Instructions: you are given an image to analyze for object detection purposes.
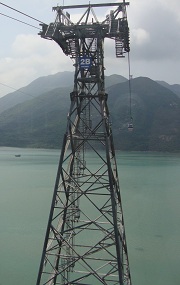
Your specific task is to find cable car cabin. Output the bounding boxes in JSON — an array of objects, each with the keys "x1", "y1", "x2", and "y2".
[{"x1": 128, "y1": 122, "x2": 133, "y2": 131}]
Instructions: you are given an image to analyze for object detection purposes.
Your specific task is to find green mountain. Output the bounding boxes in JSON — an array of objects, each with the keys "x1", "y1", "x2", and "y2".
[
  {"x1": 0, "y1": 71, "x2": 74, "y2": 115},
  {"x1": 0, "y1": 86, "x2": 71, "y2": 148},
  {"x1": 0, "y1": 75, "x2": 179, "y2": 152},
  {"x1": 0, "y1": 72, "x2": 126, "y2": 114},
  {"x1": 108, "y1": 77, "x2": 180, "y2": 151}
]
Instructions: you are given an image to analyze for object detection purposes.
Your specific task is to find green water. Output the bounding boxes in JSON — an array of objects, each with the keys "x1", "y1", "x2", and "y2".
[{"x1": 0, "y1": 147, "x2": 179, "y2": 285}]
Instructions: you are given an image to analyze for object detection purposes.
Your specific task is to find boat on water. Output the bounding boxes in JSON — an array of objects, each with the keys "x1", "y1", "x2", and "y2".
[{"x1": 15, "y1": 154, "x2": 21, "y2": 157}]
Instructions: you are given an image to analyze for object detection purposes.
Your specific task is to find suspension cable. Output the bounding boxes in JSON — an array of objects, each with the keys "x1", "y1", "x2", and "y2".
[
  {"x1": 127, "y1": 52, "x2": 134, "y2": 131},
  {"x1": 0, "y1": 2, "x2": 45, "y2": 23},
  {"x1": 0, "y1": 12, "x2": 41, "y2": 29},
  {"x1": 128, "y1": 52, "x2": 132, "y2": 120},
  {"x1": 0, "y1": 82, "x2": 44, "y2": 101}
]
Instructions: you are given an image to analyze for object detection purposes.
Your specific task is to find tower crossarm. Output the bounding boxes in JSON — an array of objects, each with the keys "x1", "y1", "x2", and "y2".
[
  {"x1": 39, "y1": 1, "x2": 130, "y2": 57},
  {"x1": 52, "y1": 2, "x2": 129, "y2": 10}
]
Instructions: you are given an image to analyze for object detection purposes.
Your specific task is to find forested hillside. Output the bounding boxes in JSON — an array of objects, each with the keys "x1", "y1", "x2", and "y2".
[{"x1": 0, "y1": 73, "x2": 179, "y2": 152}]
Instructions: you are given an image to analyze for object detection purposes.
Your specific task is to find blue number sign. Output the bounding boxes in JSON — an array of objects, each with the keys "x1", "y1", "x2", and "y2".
[{"x1": 79, "y1": 56, "x2": 92, "y2": 69}]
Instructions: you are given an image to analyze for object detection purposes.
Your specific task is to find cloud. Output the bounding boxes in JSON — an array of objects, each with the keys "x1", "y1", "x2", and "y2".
[
  {"x1": 128, "y1": 0, "x2": 180, "y2": 61},
  {"x1": 12, "y1": 34, "x2": 45, "y2": 56},
  {"x1": 116, "y1": 0, "x2": 180, "y2": 83},
  {"x1": 131, "y1": 28, "x2": 150, "y2": 46},
  {"x1": 0, "y1": 34, "x2": 73, "y2": 97},
  {"x1": 102, "y1": 0, "x2": 180, "y2": 84}
]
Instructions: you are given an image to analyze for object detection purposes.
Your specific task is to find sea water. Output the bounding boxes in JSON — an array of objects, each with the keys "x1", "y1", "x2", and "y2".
[{"x1": 0, "y1": 147, "x2": 179, "y2": 285}]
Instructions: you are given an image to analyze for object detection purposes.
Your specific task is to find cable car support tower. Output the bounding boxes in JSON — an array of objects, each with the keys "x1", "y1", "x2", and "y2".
[{"x1": 37, "y1": 2, "x2": 132, "y2": 285}]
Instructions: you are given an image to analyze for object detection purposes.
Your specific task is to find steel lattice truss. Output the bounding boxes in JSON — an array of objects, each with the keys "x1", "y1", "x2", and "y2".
[{"x1": 36, "y1": 2, "x2": 132, "y2": 285}]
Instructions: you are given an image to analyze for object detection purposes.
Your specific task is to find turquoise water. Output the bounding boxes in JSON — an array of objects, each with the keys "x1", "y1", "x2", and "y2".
[{"x1": 0, "y1": 147, "x2": 179, "y2": 285}]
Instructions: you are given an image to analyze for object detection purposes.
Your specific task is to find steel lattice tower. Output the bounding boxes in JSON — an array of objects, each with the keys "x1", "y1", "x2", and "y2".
[{"x1": 36, "y1": 2, "x2": 132, "y2": 285}]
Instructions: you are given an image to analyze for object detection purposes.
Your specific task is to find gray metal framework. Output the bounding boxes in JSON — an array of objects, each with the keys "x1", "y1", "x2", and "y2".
[{"x1": 36, "y1": 2, "x2": 131, "y2": 285}]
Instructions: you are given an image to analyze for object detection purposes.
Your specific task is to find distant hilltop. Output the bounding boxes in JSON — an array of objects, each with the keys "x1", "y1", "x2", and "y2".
[{"x1": 0, "y1": 71, "x2": 179, "y2": 152}]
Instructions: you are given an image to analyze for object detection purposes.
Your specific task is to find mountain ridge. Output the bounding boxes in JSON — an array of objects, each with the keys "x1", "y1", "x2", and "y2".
[
  {"x1": 0, "y1": 73, "x2": 179, "y2": 152},
  {"x1": 0, "y1": 72, "x2": 127, "y2": 114},
  {"x1": 156, "y1": 80, "x2": 180, "y2": 98}
]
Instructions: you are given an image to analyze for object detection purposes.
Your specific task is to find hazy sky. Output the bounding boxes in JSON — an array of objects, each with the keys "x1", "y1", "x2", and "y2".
[{"x1": 0, "y1": 0, "x2": 180, "y2": 97}]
